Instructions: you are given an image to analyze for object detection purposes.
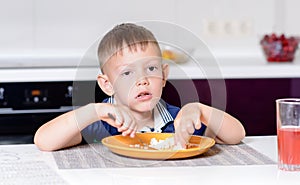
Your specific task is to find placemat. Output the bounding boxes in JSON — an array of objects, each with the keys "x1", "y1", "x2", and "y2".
[{"x1": 52, "y1": 143, "x2": 276, "y2": 169}]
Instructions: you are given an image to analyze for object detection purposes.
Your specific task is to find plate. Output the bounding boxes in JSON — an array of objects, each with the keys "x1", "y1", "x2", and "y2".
[{"x1": 101, "y1": 133, "x2": 215, "y2": 160}]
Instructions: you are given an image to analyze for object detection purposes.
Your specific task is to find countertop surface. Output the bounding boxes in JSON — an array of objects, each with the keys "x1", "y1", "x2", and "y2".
[
  {"x1": 1, "y1": 136, "x2": 300, "y2": 185},
  {"x1": 1, "y1": 55, "x2": 300, "y2": 82}
]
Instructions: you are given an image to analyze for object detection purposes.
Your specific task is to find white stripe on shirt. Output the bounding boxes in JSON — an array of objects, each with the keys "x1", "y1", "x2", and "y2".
[{"x1": 106, "y1": 97, "x2": 174, "y2": 133}]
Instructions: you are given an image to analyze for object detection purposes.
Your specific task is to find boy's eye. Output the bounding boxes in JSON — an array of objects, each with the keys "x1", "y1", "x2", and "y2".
[
  {"x1": 122, "y1": 71, "x2": 131, "y2": 76},
  {"x1": 148, "y1": 66, "x2": 158, "y2": 72}
]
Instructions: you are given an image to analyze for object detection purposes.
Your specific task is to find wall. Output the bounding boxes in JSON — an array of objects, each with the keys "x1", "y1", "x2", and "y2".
[{"x1": 0, "y1": 0, "x2": 299, "y2": 62}]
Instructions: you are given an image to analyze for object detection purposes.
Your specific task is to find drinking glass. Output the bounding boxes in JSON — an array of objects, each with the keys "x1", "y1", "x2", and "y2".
[{"x1": 276, "y1": 98, "x2": 300, "y2": 171}]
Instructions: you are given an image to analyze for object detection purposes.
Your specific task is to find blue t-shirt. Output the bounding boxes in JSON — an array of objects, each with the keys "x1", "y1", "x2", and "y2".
[{"x1": 81, "y1": 98, "x2": 206, "y2": 143}]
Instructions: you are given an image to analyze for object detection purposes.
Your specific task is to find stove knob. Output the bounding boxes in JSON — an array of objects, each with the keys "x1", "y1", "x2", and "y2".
[
  {"x1": 0, "y1": 88, "x2": 4, "y2": 100},
  {"x1": 34, "y1": 96, "x2": 39, "y2": 103}
]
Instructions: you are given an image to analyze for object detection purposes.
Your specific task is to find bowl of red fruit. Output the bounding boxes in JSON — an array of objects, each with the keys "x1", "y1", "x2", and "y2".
[{"x1": 260, "y1": 33, "x2": 300, "y2": 62}]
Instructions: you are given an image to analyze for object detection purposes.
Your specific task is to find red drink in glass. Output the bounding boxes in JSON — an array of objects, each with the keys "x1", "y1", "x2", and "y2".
[{"x1": 278, "y1": 127, "x2": 300, "y2": 170}]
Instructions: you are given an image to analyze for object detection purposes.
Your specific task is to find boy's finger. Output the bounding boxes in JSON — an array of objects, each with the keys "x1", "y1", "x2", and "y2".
[
  {"x1": 130, "y1": 131, "x2": 136, "y2": 138},
  {"x1": 119, "y1": 122, "x2": 131, "y2": 135},
  {"x1": 181, "y1": 130, "x2": 190, "y2": 143},
  {"x1": 118, "y1": 114, "x2": 134, "y2": 132},
  {"x1": 118, "y1": 123, "x2": 129, "y2": 132},
  {"x1": 114, "y1": 112, "x2": 123, "y2": 126},
  {"x1": 130, "y1": 126, "x2": 138, "y2": 138},
  {"x1": 122, "y1": 127, "x2": 134, "y2": 136},
  {"x1": 106, "y1": 114, "x2": 120, "y2": 129},
  {"x1": 186, "y1": 122, "x2": 195, "y2": 134},
  {"x1": 194, "y1": 119, "x2": 201, "y2": 130},
  {"x1": 174, "y1": 132, "x2": 181, "y2": 146},
  {"x1": 121, "y1": 130, "x2": 129, "y2": 136},
  {"x1": 122, "y1": 122, "x2": 137, "y2": 136},
  {"x1": 175, "y1": 128, "x2": 187, "y2": 147}
]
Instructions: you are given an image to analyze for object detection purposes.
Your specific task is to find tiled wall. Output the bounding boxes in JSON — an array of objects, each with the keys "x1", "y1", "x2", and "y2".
[{"x1": 0, "y1": 0, "x2": 298, "y2": 57}]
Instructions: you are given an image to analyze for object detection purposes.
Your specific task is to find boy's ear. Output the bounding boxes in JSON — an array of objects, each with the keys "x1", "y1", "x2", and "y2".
[
  {"x1": 97, "y1": 74, "x2": 114, "y2": 96},
  {"x1": 162, "y1": 63, "x2": 169, "y2": 87}
]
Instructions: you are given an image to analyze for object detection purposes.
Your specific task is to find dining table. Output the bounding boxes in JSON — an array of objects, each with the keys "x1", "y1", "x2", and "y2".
[{"x1": 1, "y1": 135, "x2": 300, "y2": 185}]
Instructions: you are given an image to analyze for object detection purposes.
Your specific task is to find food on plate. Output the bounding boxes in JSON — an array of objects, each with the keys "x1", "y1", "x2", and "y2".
[
  {"x1": 149, "y1": 137, "x2": 184, "y2": 150},
  {"x1": 129, "y1": 143, "x2": 149, "y2": 150},
  {"x1": 129, "y1": 137, "x2": 184, "y2": 150}
]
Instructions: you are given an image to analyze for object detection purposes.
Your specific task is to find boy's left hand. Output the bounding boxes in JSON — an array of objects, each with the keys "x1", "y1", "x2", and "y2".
[{"x1": 174, "y1": 103, "x2": 202, "y2": 148}]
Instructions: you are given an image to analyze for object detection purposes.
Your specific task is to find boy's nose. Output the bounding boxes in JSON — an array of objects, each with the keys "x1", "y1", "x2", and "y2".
[{"x1": 136, "y1": 77, "x2": 149, "y2": 86}]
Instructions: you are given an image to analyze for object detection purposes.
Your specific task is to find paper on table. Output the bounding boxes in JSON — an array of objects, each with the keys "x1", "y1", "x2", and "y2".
[
  {"x1": 0, "y1": 145, "x2": 67, "y2": 185},
  {"x1": 0, "y1": 161, "x2": 67, "y2": 185}
]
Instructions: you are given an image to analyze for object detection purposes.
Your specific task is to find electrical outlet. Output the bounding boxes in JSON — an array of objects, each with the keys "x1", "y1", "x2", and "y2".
[
  {"x1": 202, "y1": 19, "x2": 220, "y2": 36},
  {"x1": 239, "y1": 20, "x2": 253, "y2": 35},
  {"x1": 202, "y1": 19, "x2": 253, "y2": 37}
]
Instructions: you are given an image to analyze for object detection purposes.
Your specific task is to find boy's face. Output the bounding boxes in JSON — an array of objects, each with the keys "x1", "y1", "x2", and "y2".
[{"x1": 100, "y1": 44, "x2": 169, "y2": 113}]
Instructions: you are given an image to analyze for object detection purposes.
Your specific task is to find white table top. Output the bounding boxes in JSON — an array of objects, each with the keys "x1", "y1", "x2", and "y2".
[{"x1": 1, "y1": 135, "x2": 300, "y2": 185}]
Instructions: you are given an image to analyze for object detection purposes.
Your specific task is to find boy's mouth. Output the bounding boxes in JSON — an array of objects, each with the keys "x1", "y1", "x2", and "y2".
[{"x1": 135, "y1": 91, "x2": 152, "y2": 100}]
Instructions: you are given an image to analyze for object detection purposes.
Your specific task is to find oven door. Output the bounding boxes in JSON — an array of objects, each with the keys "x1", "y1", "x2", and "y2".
[
  {"x1": 0, "y1": 81, "x2": 75, "y2": 144},
  {"x1": 0, "y1": 107, "x2": 73, "y2": 144}
]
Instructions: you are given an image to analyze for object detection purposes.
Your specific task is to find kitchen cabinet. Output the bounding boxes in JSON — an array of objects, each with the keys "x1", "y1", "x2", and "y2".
[
  {"x1": 161, "y1": 78, "x2": 300, "y2": 136},
  {"x1": 93, "y1": 77, "x2": 300, "y2": 136}
]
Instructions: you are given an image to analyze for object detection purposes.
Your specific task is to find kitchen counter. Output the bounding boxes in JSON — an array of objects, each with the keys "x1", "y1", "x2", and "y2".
[
  {"x1": 1, "y1": 136, "x2": 300, "y2": 185},
  {"x1": 1, "y1": 56, "x2": 300, "y2": 82}
]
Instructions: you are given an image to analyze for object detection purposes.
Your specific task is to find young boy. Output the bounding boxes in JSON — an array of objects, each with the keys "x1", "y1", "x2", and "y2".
[{"x1": 34, "y1": 23, "x2": 245, "y2": 151}]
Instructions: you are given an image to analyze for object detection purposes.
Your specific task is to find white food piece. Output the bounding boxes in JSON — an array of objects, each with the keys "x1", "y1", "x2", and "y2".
[{"x1": 149, "y1": 137, "x2": 184, "y2": 150}]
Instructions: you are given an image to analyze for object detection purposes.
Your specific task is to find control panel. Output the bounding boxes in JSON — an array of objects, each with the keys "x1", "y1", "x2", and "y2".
[
  {"x1": 0, "y1": 82, "x2": 74, "y2": 110},
  {"x1": 0, "y1": 81, "x2": 108, "y2": 110},
  {"x1": 0, "y1": 87, "x2": 7, "y2": 107}
]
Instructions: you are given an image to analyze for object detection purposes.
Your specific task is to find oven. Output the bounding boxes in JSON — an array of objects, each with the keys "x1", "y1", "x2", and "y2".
[{"x1": 0, "y1": 80, "x2": 107, "y2": 144}]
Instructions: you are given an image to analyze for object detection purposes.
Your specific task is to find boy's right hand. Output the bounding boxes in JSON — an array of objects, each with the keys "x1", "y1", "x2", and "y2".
[{"x1": 95, "y1": 103, "x2": 138, "y2": 138}]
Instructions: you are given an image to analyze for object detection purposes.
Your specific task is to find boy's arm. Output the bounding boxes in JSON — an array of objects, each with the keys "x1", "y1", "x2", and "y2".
[
  {"x1": 199, "y1": 103, "x2": 246, "y2": 144},
  {"x1": 174, "y1": 102, "x2": 245, "y2": 146},
  {"x1": 34, "y1": 103, "x2": 100, "y2": 151},
  {"x1": 34, "y1": 103, "x2": 138, "y2": 151}
]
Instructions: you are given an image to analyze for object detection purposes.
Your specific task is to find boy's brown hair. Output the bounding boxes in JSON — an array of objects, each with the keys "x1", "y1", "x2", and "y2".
[{"x1": 97, "y1": 23, "x2": 162, "y2": 73}]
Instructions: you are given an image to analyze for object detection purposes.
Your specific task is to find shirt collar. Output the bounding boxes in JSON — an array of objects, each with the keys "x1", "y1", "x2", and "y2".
[{"x1": 107, "y1": 97, "x2": 173, "y2": 133}]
